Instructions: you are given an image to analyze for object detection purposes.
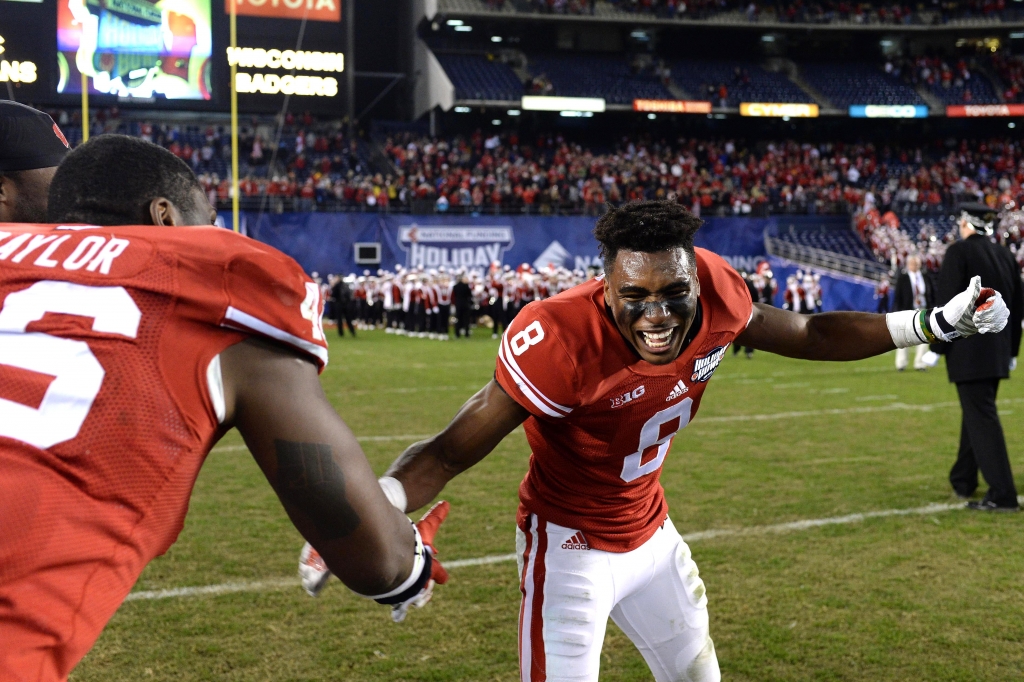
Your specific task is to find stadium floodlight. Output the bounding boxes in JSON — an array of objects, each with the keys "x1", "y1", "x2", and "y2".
[
  {"x1": 454, "y1": 25, "x2": 473, "y2": 32},
  {"x1": 507, "y1": 109, "x2": 521, "y2": 116},
  {"x1": 454, "y1": 106, "x2": 471, "y2": 113},
  {"x1": 491, "y1": 119, "x2": 501, "y2": 125},
  {"x1": 491, "y1": 36, "x2": 502, "y2": 43},
  {"x1": 446, "y1": 19, "x2": 464, "y2": 26},
  {"x1": 523, "y1": 96, "x2": 605, "y2": 112}
]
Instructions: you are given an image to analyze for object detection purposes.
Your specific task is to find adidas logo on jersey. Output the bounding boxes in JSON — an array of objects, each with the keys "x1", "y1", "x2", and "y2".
[
  {"x1": 666, "y1": 380, "x2": 689, "y2": 401},
  {"x1": 691, "y1": 345, "x2": 729, "y2": 383},
  {"x1": 561, "y1": 532, "x2": 590, "y2": 550}
]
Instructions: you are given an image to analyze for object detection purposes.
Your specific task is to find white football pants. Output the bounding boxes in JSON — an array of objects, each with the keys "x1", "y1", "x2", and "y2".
[
  {"x1": 895, "y1": 343, "x2": 928, "y2": 370},
  {"x1": 515, "y1": 515, "x2": 720, "y2": 682}
]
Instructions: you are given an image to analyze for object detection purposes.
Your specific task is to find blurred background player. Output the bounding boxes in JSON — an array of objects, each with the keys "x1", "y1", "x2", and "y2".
[
  {"x1": 301, "y1": 200, "x2": 1009, "y2": 682},
  {"x1": 0, "y1": 135, "x2": 447, "y2": 681},
  {"x1": 893, "y1": 254, "x2": 935, "y2": 371},
  {"x1": 931, "y1": 203, "x2": 1024, "y2": 511},
  {"x1": 0, "y1": 102, "x2": 70, "y2": 224}
]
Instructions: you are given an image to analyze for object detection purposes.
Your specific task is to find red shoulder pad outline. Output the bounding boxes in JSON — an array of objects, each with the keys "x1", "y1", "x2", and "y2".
[{"x1": 221, "y1": 250, "x2": 329, "y2": 371}]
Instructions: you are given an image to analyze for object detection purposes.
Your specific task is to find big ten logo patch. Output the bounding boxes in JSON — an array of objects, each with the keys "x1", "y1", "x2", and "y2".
[{"x1": 610, "y1": 385, "x2": 645, "y2": 409}]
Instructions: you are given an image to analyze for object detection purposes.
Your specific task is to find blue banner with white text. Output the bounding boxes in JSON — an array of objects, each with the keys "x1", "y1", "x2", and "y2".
[{"x1": 220, "y1": 212, "x2": 873, "y2": 310}]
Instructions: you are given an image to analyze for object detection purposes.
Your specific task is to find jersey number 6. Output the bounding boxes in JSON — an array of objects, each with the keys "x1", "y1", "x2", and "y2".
[
  {"x1": 0, "y1": 281, "x2": 141, "y2": 449},
  {"x1": 620, "y1": 398, "x2": 692, "y2": 483}
]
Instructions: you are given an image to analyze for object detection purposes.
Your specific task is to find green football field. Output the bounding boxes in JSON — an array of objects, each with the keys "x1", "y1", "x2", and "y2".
[{"x1": 72, "y1": 329, "x2": 1024, "y2": 681}]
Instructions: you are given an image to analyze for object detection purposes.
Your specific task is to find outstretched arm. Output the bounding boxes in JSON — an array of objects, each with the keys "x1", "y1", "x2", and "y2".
[
  {"x1": 736, "y1": 275, "x2": 1010, "y2": 362},
  {"x1": 736, "y1": 304, "x2": 894, "y2": 361},
  {"x1": 219, "y1": 338, "x2": 418, "y2": 597},
  {"x1": 385, "y1": 379, "x2": 530, "y2": 512}
]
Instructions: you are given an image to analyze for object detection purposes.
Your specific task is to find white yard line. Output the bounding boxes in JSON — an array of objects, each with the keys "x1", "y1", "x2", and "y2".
[{"x1": 123, "y1": 500, "x2": 990, "y2": 603}]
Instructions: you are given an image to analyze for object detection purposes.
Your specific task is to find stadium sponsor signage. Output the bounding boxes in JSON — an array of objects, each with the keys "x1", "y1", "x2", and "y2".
[
  {"x1": 224, "y1": 0, "x2": 340, "y2": 22},
  {"x1": 632, "y1": 99, "x2": 712, "y2": 114},
  {"x1": 397, "y1": 225, "x2": 515, "y2": 270},
  {"x1": 227, "y1": 46, "x2": 342, "y2": 96},
  {"x1": 0, "y1": 34, "x2": 37, "y2": 83},
  {"x1": 849, "y1": 105, "x2": 928, "y2": 119},
  {"x1": 521, "y1": 96, "x2": 606, "y2": 113},
  {"x1": 739, "y1": 103, "x2": 819, "y2": 118},
  {"x1": 946, "y1": 104, "x2": 1024, "y2": 117}
]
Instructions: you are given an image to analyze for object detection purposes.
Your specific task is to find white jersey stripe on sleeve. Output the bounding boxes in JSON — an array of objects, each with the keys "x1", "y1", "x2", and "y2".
[
  {"x1": 499, "y1": 330, "x2": 572, "y2": 415},
  {"x1": 222, "y1": 306, "x2": 329, "y2": 367},
  {"x1": 498, "y1": 343, "x2": 565, "y2": 419}
]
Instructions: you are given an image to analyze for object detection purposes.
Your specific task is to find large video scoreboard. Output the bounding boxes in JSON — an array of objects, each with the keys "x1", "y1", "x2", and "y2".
[{"x1": 0, "y1": 0, "x2": 348, "y2": 113}]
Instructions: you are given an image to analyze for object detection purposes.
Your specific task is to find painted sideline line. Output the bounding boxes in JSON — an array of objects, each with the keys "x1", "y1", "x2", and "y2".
[{"x1": 123, "y1": 501, "x2": 980, "y2": 603}]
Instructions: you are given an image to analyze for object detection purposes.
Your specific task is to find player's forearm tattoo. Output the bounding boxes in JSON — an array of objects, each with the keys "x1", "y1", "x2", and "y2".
[{"x1": 274, "y1": 440, "x2": 361, "y2": 539}]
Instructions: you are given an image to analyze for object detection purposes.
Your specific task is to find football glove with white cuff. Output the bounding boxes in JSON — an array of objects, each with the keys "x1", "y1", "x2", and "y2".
[
  {"x1": 886, "y1": 276, "x2": 1010, "y2": 348},
  {"x1": 298, "y1": 477, "x2": 449, "y2": 623}
]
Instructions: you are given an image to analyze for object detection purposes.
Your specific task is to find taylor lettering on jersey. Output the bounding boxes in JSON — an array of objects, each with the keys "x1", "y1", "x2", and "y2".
[{"x1": 495, "y1": 249, "x2": 753, "y2": 552}]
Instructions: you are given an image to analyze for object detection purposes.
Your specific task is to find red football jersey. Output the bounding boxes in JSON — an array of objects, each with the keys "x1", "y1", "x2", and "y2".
[
  {"x1": 494, "y1": 249, "x2": 752, "y2": 552},
  {"x1": 0, "y1": 223, "x2": 326, "y2": 681}
]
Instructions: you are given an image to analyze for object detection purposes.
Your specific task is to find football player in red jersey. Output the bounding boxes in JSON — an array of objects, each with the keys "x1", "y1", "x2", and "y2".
[
  {"x1": 0, "y1": 135, "x2": 448, "y2": 682},
  {"x1": 302, "y1": 200, "x2": 1010, "y2": 681}
]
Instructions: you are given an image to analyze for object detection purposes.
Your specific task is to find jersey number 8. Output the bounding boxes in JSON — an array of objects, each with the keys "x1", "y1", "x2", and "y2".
[
  {"x1": 0, "y1": 281, "x2": 141, "y2": 449},
  {"x1": 620, "y1": 398, "x2": 692, "y2": 483},
  {"x1": 510, "y1": 320, "x2": 544, "y2": 356}
]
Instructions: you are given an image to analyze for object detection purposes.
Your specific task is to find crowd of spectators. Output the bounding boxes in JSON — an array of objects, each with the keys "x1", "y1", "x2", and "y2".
[
  {"x1": 380, "y1": 132, "x2": 1024, "y2": 219},
  {"x1": 991, "y1": 52, "x2": 1024, "y2": 103},
  {"x1": 42, "y1": 107, "x2": 1024, "y2": 223}
]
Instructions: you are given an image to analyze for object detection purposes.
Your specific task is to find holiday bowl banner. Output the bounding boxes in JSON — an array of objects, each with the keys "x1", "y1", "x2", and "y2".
[{"x1": 222, "y1": 212, "x2": 874, "y2": 310}]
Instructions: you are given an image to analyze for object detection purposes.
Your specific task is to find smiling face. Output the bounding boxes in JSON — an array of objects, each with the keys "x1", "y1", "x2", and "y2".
[{"x1": 603, "y1": 247, "x2": 700, "y2": 365}]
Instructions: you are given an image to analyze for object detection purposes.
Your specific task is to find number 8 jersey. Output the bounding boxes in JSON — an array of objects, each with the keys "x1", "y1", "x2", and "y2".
[
  {"x1": 0, "y1": 223, "x2": 327, "y2": 681},
  {"x1": 494, "y1": 249, "x2": 752, "y2": 552}
]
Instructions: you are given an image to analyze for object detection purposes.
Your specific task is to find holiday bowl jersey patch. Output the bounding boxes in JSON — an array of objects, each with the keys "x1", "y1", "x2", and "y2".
[{"x1": 690, "y1": 345, "x2": 729, "y2": 383}]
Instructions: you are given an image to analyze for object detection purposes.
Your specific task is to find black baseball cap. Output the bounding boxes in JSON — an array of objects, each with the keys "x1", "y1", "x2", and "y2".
[{"x1": 0, "y1": 101, "x2": 71, "y2": 172}]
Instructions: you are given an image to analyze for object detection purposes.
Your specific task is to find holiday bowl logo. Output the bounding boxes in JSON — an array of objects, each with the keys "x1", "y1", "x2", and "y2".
[
  {"x1": 398, "y1": 225, "x2": 514, "y2": 270},
  {"x1": 690, "y1": 345, "x2": 729, "y2": 383}
]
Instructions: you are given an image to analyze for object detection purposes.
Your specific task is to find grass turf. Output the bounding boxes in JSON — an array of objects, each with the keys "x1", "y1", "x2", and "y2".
[{"x1": 72, "y1": 329, "x2": 1024, "y2": 681}]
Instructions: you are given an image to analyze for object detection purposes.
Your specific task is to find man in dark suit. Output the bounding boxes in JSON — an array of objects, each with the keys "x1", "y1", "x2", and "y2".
[
  {"x1": 452, "y1": 274, "x2": 473, "y2": 338},
  {"x1": 893, "y1": 255, "x2": 935, "y2": 371},
  {"x1": 932, "y1": 205, "x2": 1023, "y2": 511}
]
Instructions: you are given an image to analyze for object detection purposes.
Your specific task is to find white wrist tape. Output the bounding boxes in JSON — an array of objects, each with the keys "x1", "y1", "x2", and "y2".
[
  {"x1": 886, "y1": 310, "x2": 928, "y2": 348},
  {"x1": 378, "y1": 476, "x2": 408, "y2": 513},
  {"x1": 364, "y1": 524, "x2": 426, "y2": 600}
]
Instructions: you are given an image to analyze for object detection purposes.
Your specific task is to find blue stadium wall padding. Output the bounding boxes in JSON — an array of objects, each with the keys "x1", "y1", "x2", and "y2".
[{"x1": 219, "y1": 212, "x2": 872, "y2": 311}]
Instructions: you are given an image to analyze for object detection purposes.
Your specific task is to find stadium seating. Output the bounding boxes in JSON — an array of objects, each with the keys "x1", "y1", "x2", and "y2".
[
  {"x1": 527, "y1": 53, "x2": 674, "y2": 103},
  {"x1": 436, "y1": 54, "x2": 524, "y2": 101},
  {"x1": 671, "y1": 61, "x2": 813, "y2": 107},
  {"x1": 799, "y1": 62, "x2": 926, "y2": 108},
  {"x1": 774, "y1": 225, "x2": 877, "y2": 261}
]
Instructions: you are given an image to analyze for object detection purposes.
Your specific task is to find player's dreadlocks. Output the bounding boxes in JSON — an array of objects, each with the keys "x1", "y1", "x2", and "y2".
[
  {"x1": 48, "y1": 134, "x2": 202, "y2": 225},
  {"x1": 593, "y1": 200, "x2": 702, "y2": 271}
]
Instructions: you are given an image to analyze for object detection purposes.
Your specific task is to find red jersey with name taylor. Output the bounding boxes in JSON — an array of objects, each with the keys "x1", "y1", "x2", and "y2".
[
  {"x1": 0, "y1": 223, "x2": 327, "y2": 681},
  {"x1": 494, "y1": 248, "x2": 752, "y2": 552}
]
